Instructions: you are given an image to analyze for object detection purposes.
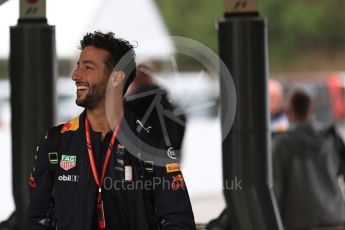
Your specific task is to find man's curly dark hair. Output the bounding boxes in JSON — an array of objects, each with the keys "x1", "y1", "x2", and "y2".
[{"x1": 79, "y1": 31, "x2": 136, "y2": 95}]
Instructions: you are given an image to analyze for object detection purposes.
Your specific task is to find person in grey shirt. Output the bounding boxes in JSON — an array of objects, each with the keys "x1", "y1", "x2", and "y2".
[{"x1": 272, "y1": 89, "x2": 345, "y2": 229}]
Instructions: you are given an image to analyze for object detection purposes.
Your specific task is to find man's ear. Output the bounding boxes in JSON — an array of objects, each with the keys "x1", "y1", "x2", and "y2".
[{"x1": 110, "y1": 71, "x2": 126, "y2": 88}]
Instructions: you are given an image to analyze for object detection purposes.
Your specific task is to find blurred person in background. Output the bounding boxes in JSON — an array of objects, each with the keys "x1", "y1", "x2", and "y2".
[
  {"x1": 269, "y1": 79, "x2": 289, "y2": 133},
  {"x1": 272, "y1": 89, "x2": 345, "y2": 229},
  {"x1": 127, "y1": 62, "x2": 157, "y2": 95},
  {"x1": 127, "y1": 62, "x2": 186, "y2": 162}
]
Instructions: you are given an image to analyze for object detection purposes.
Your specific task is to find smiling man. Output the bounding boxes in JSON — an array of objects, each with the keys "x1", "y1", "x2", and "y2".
[{"x1": 26, "y1": 31, "x2": 196, "y2": 230}]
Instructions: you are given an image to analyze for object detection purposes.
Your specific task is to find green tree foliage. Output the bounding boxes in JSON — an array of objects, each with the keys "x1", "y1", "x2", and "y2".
[
  {"x1": 157, "y1": 0, "x2": 345, "y2": 71},
  {"x1": 155, "y1": 0, "x2": 223, "y2": 69},
  {"x1": 260, "y1": 0, "x2": 345, "y2": 71},
  {"x1": 0, "y1": 60, "x2": 8, "y2": 79},
  {"x1": 156, "y1": 0, "x2": 223, "y2": 52}
]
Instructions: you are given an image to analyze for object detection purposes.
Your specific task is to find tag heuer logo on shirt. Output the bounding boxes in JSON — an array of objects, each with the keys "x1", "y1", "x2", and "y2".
[{"x1": 60, "y1": 155, "x2": 77, "y2": 171}]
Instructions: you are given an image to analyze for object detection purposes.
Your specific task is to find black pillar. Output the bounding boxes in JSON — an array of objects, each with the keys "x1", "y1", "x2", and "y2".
[
  {"x1": 219, "y1": 8, "x2": 283, "y2": 230},
  {"x1": 10, "y1": 19, "x2": 56, "y2": 228},
  {"x1": 0, "y1": 0, "x2": 8, "y2": 6}
]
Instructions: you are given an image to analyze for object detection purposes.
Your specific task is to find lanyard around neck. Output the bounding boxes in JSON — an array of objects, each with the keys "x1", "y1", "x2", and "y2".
[{"x1": 85, "y1": 116, "x2": 121, "y2": 201}]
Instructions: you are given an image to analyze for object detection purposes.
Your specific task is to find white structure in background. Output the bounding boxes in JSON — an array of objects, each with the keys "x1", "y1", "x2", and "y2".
[
  {"x1": 0, "y1": 0, "x2": 224, "y2": 223},
  {"x1": 0, "y1": 0, "x2": 174, "y2": 60},
  {"x1": 0, "y1": 73, "x2": 224, "y2": 223}
]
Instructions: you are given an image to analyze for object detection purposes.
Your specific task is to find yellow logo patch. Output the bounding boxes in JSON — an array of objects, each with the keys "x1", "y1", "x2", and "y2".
[
  {"x1": 60, "y1": 116, "x2": 80, "y2": 133},
  {"x1": 166, "y1": 163, "x2": 180, "y2": 173}
]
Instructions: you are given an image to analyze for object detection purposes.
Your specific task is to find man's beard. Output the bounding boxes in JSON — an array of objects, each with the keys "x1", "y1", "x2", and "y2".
[{"x1": 76, "y1": 80, "x2": 107, "y2": 109}]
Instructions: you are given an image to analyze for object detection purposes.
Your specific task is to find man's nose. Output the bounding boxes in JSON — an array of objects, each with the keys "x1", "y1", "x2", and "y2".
[{"x1": 72, "y1": 68, "x2": 81, "y2": 81}]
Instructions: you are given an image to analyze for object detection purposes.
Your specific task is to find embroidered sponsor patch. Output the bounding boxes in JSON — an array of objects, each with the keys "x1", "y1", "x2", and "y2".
[
  {"x1": 166, "y1": 163, "x2": 180, "y2": 173},
  {"x1": 60, "y1": 116, "x2": 80, "y2": 133},
  {"x1": 29, "y1": 174, "x2": 37, "y2": 188},
  {"x1": 172, "y1": 174, "x2": 186, "y2": 189},
  {"x1": 58, "y1": 174, "x2": 79, "y2": 183},
  {"x1": 48, "y1": 152, "x2": 59, "y2": 165},
  {"x1": 60, "y1": 155, "x2": 77, "y2": 171},
  {"x1": 167, "y1": 147, "x2": 177, "y2": 160},
  {"x1": 144, "y1": 161, "x2": 154, "y2": 172},
  {"x1": 136, "y1": 120, "x2": 152, "y2": 133}
]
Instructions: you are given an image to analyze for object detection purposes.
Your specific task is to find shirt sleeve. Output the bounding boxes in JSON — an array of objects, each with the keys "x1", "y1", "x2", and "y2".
[
  {"x1": 153, "y1": 160, "x2": 196, "y2": 230},
  {"x1": 26, "y1": 132, "x2": 55, "y2": 229}
]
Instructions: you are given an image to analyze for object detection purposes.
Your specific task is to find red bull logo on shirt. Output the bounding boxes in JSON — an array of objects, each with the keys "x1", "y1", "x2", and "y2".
[
  {"x1": 60, "y1": 116, "x2": 80, "y2": 133},
  {"x1": 60, "y1": 155, "x2": 77, "y2": 171},
  {"x1": 29, "y1": 174, "x2": 37, "y2": 188},
  {"x1": 172, "y1": 174, "x2": 186, "y2": 189}
]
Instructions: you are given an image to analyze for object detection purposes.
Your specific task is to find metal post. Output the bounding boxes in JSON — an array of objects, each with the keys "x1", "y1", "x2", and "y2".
[
  {"x1": 219, "y1": 0, "x2": 283, "y2": 229},
  {"x1": 0, "y1": 0, "x2": 8, "y2": 6},
  {"x1": 10, "y1": 0, "x2": 56, "y2": 228}
]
